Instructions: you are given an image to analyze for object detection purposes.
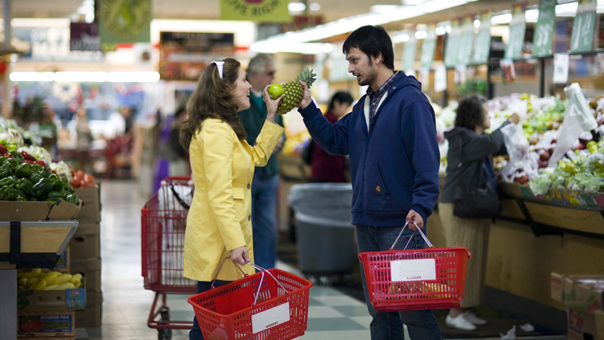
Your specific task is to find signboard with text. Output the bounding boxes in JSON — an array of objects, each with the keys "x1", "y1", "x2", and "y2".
[
  {"x1": 402, "y1": 29, "x2": 417, "y2": 72},
  {"x1": 472, "y1": 11, "x2": 492, "y2": 64},
  {"x1": 221, "y1": 0, "x2": 290, "y2": 23},
  {"x1": 420, "y1": 25, "x2": 437, "y2": 70},
  {"x1": 570, "y1": 0, "x2": 597, "y2": 53},
  {"x1": 532, "y1": 0, "x2": 556, "y2": 57},
  {"x1": 99, "y1": 0, "x2": 151, "y2": 44},
  {"x1": 504, "y1": 2, "x2": 527, "y2": 59},
  {"x1": 159, "y1": 32, "x2": 235, "y2": 81}
]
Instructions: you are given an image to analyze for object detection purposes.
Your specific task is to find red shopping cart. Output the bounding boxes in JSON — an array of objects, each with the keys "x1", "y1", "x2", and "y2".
[
  {"x1": 141, "y1": 176, "x2": 196, "y2": 340},
  {"x1": 188, "y1": 261, "x2": 313, "y2": 340},
  {"x1": 358, "y1": 221, "x2": 471, "y2": 312}
]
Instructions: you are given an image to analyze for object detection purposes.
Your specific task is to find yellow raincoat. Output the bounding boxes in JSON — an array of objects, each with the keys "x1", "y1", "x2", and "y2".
[{"x1": 183, "y1": 118, "x2": 284, "y2": 282}]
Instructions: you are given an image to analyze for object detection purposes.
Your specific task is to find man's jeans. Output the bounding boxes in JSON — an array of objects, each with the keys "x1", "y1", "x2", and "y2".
[
  {"x1": 356, "y1": 224, "x2": 443, "y2": 340},
  {"x1": 251, "y1": 172, "x2": 280, "y2": 269}
]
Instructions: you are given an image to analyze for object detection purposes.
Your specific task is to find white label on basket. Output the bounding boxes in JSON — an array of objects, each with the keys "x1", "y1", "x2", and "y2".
[
  {"x1": 390, "y1": 258, "x2": 436, "y2": 282},
  {"x1": 251, "y1": 302, "x2": 290, "y2": 334}
]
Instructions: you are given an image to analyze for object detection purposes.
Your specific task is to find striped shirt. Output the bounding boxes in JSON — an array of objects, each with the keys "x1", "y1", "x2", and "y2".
[{"x1": 367, "y1": 71, "x2": 401, "y2": 128}]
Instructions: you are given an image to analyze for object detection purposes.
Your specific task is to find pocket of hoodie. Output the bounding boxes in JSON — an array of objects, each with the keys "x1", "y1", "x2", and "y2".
[{"x1": 367, "y1": 163, "x2": 392, "y2": 211}]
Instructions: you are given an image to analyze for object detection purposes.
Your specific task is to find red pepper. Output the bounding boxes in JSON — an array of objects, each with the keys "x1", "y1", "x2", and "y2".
[
  {"x1": 20, "y1": 151, "x2": 36, "y2": 162},
  {"x1": 34, "y1": 160, "x2": 46, "y2": 167}
]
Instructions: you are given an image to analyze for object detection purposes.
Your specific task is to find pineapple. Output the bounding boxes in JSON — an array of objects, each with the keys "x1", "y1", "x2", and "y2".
[{"x1": 276, "y1": 68, "x2": 316, "y2": 114}]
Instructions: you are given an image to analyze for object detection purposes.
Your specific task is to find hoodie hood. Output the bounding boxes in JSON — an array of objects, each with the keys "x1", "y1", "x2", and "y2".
[{"x1": 386, "y1": 71, "x2": 422, "y2": 96}]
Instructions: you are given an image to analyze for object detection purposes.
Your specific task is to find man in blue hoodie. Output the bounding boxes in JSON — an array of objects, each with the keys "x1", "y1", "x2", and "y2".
[{"x1": 297, "y1": 25, "x2": 442, "y2": 339}]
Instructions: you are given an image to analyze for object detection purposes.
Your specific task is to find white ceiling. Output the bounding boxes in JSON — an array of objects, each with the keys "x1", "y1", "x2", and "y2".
[{"x1": 3, "y1": 0, "x2": 540, "y2": 29}]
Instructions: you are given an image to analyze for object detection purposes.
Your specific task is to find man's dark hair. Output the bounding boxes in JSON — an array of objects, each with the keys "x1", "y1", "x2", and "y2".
[
  {"x1": 454, "y1": 94, "x2": 488, "y2": 130},
  {"x1": 343, "y1": 25, "x2": 394, "y2": 70}
]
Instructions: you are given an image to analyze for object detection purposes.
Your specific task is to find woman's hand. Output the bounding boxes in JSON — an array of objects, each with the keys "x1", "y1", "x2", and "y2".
[
  {"x1": 263, "y1": 85, "x2": 284, "y2": 122},
  {"x1": 508, "y1": 113, "x2": 520, "y2": 124},
  {"x1": 230, "y1": 246, "x2": 250, "y2": 266},
  {"x1": 405, "y1": 210, "x2": 424, "y2": 230}
]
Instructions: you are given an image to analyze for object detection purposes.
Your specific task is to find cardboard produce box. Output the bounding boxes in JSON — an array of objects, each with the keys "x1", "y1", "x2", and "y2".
[
  {"x1": 69, "y1": 233, "x2": 100, "y2": 259},
  {"x1": 18, "y1": 287, "x2": 86, "y2": 311},
  {"x1": 73, "y1": 183, "x2": 101, "y2": 222},
  {"x1": 75, "y1": 291, "x2": 103, "y2": 328},
  {"x1": 567, "y1": 307, "x2": 603, "y2": 340},
  {"x1": 17, "y1": 310, "x2": 75, "y2": 338},
  {"x1": 0, "y1": 200, "x2": 81, "y2": 221},
  {"x1": 575, "y1": 278, "x2": 604, "y2": 316},
  {"x1": 551, "y1": 272, "x2": 604, "y2": 307}
]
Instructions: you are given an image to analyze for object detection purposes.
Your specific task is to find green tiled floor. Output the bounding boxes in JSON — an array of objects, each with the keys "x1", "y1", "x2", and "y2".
[{"x1": 74, "y1": 180, "x2": 568, "y2": 340}]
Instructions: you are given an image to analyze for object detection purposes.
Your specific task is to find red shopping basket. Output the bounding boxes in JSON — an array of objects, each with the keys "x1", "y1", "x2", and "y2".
[
  {"x1": 188, "y1": 262, "x2": 313, "y2": 340},
  {"x1": 359, "y1": 222, "x2": 471, "y2": 312}
]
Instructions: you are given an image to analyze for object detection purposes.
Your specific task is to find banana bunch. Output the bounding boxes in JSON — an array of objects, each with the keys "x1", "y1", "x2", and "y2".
[{"x1": 18, "y1": 268, "x2": 84, "y2": 290}]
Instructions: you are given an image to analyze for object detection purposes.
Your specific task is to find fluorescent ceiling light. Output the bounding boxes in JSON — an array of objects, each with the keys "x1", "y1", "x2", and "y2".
[
  {"x1": 525, "y1": 9, "x2": 539, "y2": 23},
  {"x1": 250, "y1": 43, "x2": 334, "y2": 55},
  {"x1": 435, "y1": 26, "x2": 446, "y2": 35},
  {"x1": 288, "y1": 2, "x2": 306, "y2": 12},
  {"x1": 252, "y1": 0, "x2": 475, "y2": 53},
  {"x1": 392, "y1": 33, "x2": 410, "y2": 43},
  {"x1": 491, "y1": 13, "x2": 512, "y2": 25},
  {"x1": 309, "y1": 3, "x2": 321, "y2": 11},
  {"x1": 10, "y1": 71, "x2": 160, "y2": 83},
  {"x1": 415, "y1": 31, "x2": 427, "y2": 39},
  {"x1": 371, "y1": 5, "x2": 399, "y2": 13}
]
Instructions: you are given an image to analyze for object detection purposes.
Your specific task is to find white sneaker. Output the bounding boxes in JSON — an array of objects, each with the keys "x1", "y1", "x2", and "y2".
[
  {"x1": 445, "y1": 314, "x2": 477, "y2": 331},
  {"x1": 463, "y1": 310, "x2": 487, "y2": 325}
]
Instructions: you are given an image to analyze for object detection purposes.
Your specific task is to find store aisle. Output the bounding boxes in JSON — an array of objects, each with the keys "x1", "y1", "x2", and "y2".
[{"x1": 74, "y1": 179, "x2": 567, "y2": 340}]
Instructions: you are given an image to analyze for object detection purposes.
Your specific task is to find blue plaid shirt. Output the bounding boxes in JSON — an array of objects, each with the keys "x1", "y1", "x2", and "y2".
[{"x1": 367, "y1": 71, "x2": 401, "y2": 129}]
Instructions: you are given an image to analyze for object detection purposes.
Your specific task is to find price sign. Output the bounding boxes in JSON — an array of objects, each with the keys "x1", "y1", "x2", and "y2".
[
  {"x1": 570, "y1": 0, "x2": 597, "y2": 53},
  {"x1": 553, "y1": 53, "x2": 569, "y2": 84},
  {"x1": 444, "y1": 19, "x2": 461, "y2": 67},
  {"x1": 420, "y1": 25, "x2": 437, "y2": 70},
  {"x1": 532, "y1": 0, "x2": 556, "y2": 57},
  {"x1": 402, "y1": 31, "x2": 417, "y2": 73},
  {"x1": 457, "y1": 15, "x2": 475, "y2": 66},
  {"x1": 472, "y1": 11, "x2": 492, "y2": 64},
  {"x1": 504, "y1": 3, "x2": 527, "y2": 59},
  {"x1": 434, "y1": 65, "x2": 447, "y2": 92}
]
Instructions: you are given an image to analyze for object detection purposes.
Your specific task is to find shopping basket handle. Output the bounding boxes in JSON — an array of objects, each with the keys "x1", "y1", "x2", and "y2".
[
  {"x1": 389, "y1": 221, "x2": 434, "y2": 251},
  {"x1": 246, "y1": 262, "x2": 290, "y2": 305},
  {"x1": 211, "y1": 258, "x2": 248, "y2": 289}
]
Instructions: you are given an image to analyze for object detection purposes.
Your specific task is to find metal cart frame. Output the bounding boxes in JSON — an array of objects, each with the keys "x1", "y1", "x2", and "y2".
[{"x1": 141, "y1": 176, "x2": 195, "y2": 340}]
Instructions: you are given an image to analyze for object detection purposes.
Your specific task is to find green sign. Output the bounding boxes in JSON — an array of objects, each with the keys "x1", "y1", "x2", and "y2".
[
  {"x1": 420, "y1": 26, "x2": 437, "y2": 70},
  {"x1": 505, "y1": 3, "x2": 527, "y2": 59},
  {"x1": 472, "y1": 12, "x2": 492, "y2": 64},
  {"x1": 445, "y1": 20, "x2": 461, "y2": 67},
  {"x1": 402, "y1": 33, "x2": 417, "y2": 72},
  {"x1": 570, "y1": 0, "x2": 597, "y2": 53},
  {"x1": 457, "y1": 16, "x2": 475, "y2": 66},
  {"x1": 532, "y1": 0, "x2": 556, "y2": 57},
  {"x1": 99, "y1": 0, "x2": 152, "y2": 44}
]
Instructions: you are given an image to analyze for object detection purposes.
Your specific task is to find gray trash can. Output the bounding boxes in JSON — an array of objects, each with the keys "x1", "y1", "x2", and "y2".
[{"x1": 288, "y1": 183, "x2": 357, "y2": 275}]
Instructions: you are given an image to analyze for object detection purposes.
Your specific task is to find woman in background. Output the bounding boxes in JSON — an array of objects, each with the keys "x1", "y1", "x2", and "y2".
[{"x1": 439, "y1": 94, "x2": 519, "y2": 331}]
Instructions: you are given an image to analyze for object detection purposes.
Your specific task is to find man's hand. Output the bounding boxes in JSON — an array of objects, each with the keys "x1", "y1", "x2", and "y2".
[
  {"x1": 297, "y1": 81, "x2": 312, "y2": 110},
  {"x1": 406, "y1": 210, "x2": 424, "y2": 230},
  {"x1": 230, "y1": 246, "x2": 250, "y2": 266}
]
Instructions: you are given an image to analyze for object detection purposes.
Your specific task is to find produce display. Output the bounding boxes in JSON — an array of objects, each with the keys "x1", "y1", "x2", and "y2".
[
  {"x1": 17, "y1": 268, "x2": 84, "y2": 290},
  {"x1": 436, "y1": 89, "x2": 604, "y2": 196},
  {"x1": 270, "y1": 68, "x2": 317, "y2": 114},
  {"x1": 0, "y1": 139, "x2": 80, "y2": 205}
]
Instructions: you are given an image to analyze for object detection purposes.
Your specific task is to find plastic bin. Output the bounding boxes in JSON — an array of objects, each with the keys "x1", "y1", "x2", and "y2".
[{"x1": 288, "y1": 183, "x2": 356, "y2": 275}]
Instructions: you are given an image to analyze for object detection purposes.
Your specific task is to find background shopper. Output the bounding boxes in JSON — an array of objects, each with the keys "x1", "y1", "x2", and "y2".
[
  {"x1": 296, "y1": 25, "x2": 443, "y2": 340},
  {"x1": 179, "y1": 58, "x2": 284, "y2": 340},
  {"x1": 308, "y1": 91, "x2": 354, "y2": 183},
  {"x1": 237, "y1": 54, "x2": 286, "y2": 270},
  {"x1": 439, "y1": 94, "x2": 519, "y2": 331}
]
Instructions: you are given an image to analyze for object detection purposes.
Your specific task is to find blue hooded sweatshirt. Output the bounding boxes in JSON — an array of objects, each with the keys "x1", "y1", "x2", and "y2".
[{"x1": 298, "y1": 72, "x2": 440, "y2": 227}]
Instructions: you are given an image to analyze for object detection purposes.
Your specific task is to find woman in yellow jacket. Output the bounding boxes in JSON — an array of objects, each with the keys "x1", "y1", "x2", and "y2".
[{"x1": 180, "y1": 58, "x2": 284, "y2": 340}]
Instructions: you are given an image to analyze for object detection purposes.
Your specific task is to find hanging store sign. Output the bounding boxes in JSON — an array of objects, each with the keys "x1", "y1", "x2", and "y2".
[
  {"x1": 70, "y1": 22, "x2": 101, "y2": 52},
  {"x1": 570, "y1": 0, "x2": 597, "y2": 53},
  {"x1": 402, "y1": 29, "x2": 417, "y2": 73},
  {"x1": 457, "y1": 15, "x2": 475, "y2": 66},
  {"x1": 99, "y1": 0, "x2": 152, "y2": 44},
  {"x1": 221, "y1": 0, "x2": 291, "y2": 23},
  {"x1": 420, "y1": 24, "x2": 437, "y2": 71},
  {"x1": 532, "y1": 0, "x2": 556, "y2": 57},
  {"x1": 504, "y1": 2, "x2": 527, "y2": 59},
  {"x1": 13, "y1": 26, "x2": 103, "y2": 61},
  {"x1": 444, "y1": 18, "x2": 461, "y2": 68},
  {"x1": 159, "y1": 31, "x2": 235, "y2": 81},
  {"x1": 472, "y1": 11, "x2": 492, "y2": 65}
]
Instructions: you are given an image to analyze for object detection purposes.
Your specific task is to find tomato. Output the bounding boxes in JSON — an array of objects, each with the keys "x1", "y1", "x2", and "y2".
[{"x1": 84, "y1": 173, "x2": 95, "y2": 184}]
